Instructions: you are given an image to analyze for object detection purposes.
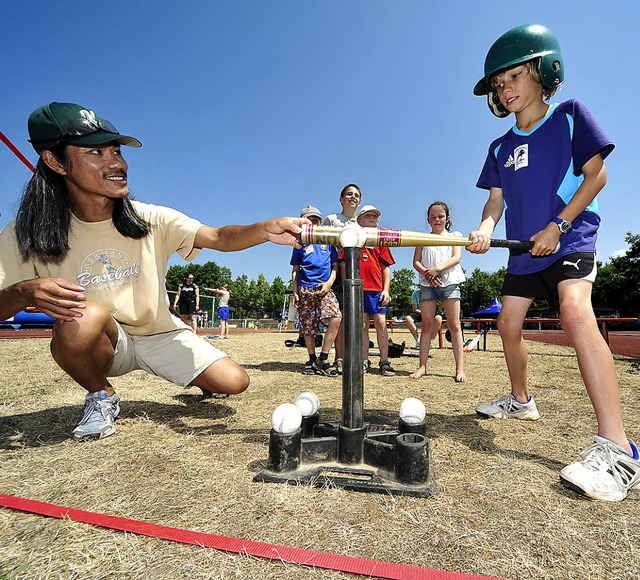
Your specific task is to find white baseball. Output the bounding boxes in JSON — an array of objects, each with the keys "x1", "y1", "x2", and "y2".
[
  {"x1": 294, "y1": 391, "x2": 320, "y2": 416},
  {"x1": 271, "y1": 403, "x2": 303, "y2": 434},
  {"x1": 338, "y1": 223, "x2": 367, "y2": 248},
  {"x1": 399, "y1": 397, "x2": 426, "y2": 424}
]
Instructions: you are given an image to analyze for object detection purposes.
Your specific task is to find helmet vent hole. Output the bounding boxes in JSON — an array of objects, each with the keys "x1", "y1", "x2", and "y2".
[{"x1": 552, "y1": 60, "x2": 561, "y2": 71}]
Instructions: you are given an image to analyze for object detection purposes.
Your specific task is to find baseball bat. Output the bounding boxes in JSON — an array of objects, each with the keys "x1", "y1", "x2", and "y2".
[
  {"x1": 299, "y1": 225, "x2": 534, "y2": 251},
  {"x1": 463, "y1": 334, "x2": 483, "y2": 352}
]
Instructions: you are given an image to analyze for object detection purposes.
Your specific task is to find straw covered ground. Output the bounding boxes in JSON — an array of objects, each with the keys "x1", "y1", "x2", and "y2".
[{"x1": 1, "y1": 330, "x2": 639, "y2": 579}]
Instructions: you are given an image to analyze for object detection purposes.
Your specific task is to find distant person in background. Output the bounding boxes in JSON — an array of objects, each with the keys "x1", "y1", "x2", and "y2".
[
  {"x1": 347, "y1": 204, "x2": 395, "y2": 376},
  {"x1": 174, "y1": 273, "x2": 199, "y2": 332},
  {"x1": 204, "y1": 284, "x2": 232, "y2": 339},
  {"x1": 405, "y1": 288, "x2": 443, "y2": 351},
  {"x1": 410, "y1": 201, "x2": 466, "y2": 382},
  {"x1": 290, "y1": 205, "x2": 342, "y2": 377},
  {"x1": 323, "y1": 183, "x2": 362, "y2": 374}
]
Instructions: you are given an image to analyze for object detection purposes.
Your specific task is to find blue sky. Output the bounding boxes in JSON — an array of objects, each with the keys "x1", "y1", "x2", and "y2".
[{"x1": 1, "y1": 1, "x2": 638, "y2": 286}]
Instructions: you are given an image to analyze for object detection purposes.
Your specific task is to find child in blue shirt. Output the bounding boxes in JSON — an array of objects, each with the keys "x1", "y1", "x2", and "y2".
[
  {"x1": 290, "y1": 206, "x2": 342, "y2": 377},
  {"x1": 467, "y1": 24, "x2": 639, "y2": 501}
]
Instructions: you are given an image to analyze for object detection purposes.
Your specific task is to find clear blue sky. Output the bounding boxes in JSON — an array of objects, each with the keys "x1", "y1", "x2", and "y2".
[{"x1": 1, "y1": 1, "x2": 638, "y2": 286}]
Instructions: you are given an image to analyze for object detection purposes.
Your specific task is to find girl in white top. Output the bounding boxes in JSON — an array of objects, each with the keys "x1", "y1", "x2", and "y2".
[{"x1": 409, "y1": 201, "x2": 466, "y2": 382}]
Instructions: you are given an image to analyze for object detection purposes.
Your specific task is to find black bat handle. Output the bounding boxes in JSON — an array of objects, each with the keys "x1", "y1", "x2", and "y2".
[{"x1": 489, "y1": 239, "x2": 534, "y2": 250}]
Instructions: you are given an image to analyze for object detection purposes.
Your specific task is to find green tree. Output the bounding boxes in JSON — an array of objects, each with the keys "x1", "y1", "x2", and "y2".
[
  {"x1": 592, "y1": 232, "x2": 640, "y2": 316},
  {"x1": 166, "y1": 264, "x2": 189, "y2": 293},
  {"x1": 460, "y1": 267, "x2": 505, "y2": 316},
  {"x1": 231, "y1": 274, "x2": 249, "y2": 318},
  {"x1": 268, "y1": 276, "x2": 288, "y2": 318},
  {"x1": 246, "y1": 274, "x2": 271, "y2": 317},
  {"x1": 390, "y1": 268, "x2": 417, "y2": 318}
]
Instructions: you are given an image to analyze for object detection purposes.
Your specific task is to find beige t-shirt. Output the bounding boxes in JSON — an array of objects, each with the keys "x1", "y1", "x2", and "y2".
[
  {"x1": 217, "y1": 290, "x2": 230, "y2": 307},
  {"x1": 0, "y1": 201, "x2": 202, "y2": 336}
]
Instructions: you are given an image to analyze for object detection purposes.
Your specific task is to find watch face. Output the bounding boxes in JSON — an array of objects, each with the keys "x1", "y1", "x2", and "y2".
[{"x1": 559, "y1": 220, "x2": 571, "y2": 233}]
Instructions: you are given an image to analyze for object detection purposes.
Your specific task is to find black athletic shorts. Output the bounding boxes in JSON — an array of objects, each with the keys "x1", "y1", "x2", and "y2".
[
  {"x1": 502, "y1": 252, "x2": 596, "y2": 303},
  {"x1": 409, "y1": 311, "x2": 422, "y2": 323},
  {"x1": 179, "y1": 302, "x2": 197, "y2": 316}
]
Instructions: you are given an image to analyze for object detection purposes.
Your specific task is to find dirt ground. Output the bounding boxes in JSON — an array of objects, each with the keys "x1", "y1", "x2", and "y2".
[{"x1": 1, "y1": 330, "x2": 639, "y2": 579}]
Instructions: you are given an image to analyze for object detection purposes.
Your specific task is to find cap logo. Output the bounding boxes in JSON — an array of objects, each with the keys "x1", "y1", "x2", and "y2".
[{"x1": 79, "y1": 109, "x2": 99, "y2": 129}]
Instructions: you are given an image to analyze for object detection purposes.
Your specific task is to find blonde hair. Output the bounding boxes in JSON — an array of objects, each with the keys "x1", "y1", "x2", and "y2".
[
  {"x1": 490, "y1": 59, "x2": 559, "y2": 103},
  {"x1": 524, "y1": 59, "x2": 559, "y2": 102}
]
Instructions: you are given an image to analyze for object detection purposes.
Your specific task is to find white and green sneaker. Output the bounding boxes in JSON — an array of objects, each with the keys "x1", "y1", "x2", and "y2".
[
  {"x1": 476, "y1": 393, "x2": 540, "y2": 421},
  {"x1": 560, "y1": 436, "x2": 640, "y2": 502},
  {"x1": 72, "y1": 390, "x2": 121, "y2": 442}
]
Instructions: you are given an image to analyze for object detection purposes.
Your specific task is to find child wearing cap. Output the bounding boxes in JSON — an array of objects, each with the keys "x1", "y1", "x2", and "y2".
[
  {"x1": 467, "y1": 24, "x2": 639, "y2": 501},
  {"x1": 344, "y1": 204, "x2": 396, "y2": 376},
  {"x1": 290, "y1": 206, "x2": 342, "y2": 377}
]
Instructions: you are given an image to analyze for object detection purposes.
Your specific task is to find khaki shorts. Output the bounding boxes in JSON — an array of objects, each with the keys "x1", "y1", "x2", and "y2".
[{"x1": 107, "y1": 321, "x2": 227, "y2": 387}]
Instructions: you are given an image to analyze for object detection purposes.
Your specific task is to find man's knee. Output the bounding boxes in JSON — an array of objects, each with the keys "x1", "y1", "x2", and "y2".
[
  {"x1": 225, "y1": 368, "x2": 250, "y2": 394},
  {"x1": 197, "y1": 358, "x2": 250, "y2": 395},
  {"x1": 52, "y1": 302, "x2": 115, "y2": 349}
]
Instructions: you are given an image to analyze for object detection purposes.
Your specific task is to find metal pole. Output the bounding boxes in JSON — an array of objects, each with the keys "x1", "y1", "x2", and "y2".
[
  {"x1": 0, "y1": 129, "x2": 36, "y2": 172},
  {"x1": 342, "y1": 246, "x2": 364, "y2": 429}
]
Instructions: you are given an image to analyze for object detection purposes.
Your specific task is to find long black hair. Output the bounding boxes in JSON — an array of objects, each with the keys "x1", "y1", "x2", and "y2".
[{"x1": 14, "y1": 143, "x2": 149, "y2": 260}]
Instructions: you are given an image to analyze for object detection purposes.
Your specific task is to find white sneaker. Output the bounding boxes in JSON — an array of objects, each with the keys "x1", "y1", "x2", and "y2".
[
  {"x1": 72, "y1": 390, "x2": 120, "y2": 441},
  {"x1": 476, "y1": 393, "x2": 540, "y2": 420},
  {"x1": 560, "y1": 436, "x2": 640, "y2": 501}
]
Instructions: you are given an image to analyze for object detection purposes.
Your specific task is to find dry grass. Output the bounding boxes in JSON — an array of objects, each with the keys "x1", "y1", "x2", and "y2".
[{"x1": 1, "y1": 330, "x2": 639, "y2": 579}]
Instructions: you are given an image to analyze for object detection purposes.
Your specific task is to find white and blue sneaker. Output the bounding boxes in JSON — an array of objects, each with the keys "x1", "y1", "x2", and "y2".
[
  {"x1": 560, "y1": 436, "x2": 640, "y2": 502},
  {"x1": 72, "y1": 390, "x2": 121, "y2": 442},
  {"x1": 476, "y1": 393, "x2": 540, "y2": 421}
]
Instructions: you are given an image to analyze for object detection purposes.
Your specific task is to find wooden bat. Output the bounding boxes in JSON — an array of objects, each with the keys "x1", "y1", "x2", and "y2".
[{"x1": 299, "y1": 224, "x2": 534, "y2": 250}]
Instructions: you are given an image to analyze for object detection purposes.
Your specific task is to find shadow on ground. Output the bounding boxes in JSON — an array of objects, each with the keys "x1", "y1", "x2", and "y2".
[{"x1": 0, "y1": 399, "x2": 563, "y2": 474}]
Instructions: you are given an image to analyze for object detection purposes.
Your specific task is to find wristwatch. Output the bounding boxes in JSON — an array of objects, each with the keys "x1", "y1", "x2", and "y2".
[{"x1": 552, "y1": 217, "x2": 572, "y2": 234}]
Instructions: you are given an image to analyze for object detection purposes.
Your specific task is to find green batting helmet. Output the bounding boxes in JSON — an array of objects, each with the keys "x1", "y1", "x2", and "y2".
[{"x1": 473, "y1": 24, "x2": 564, "y2": 116}]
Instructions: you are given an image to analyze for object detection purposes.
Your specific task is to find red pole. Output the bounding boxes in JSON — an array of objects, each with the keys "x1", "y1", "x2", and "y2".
[{"x1": 0, "y1": 129, "x2": 35, "y2": 172}]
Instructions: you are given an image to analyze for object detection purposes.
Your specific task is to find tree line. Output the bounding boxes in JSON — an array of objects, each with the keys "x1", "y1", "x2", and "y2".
[{"x1": 166, "y1": 232, "x2": 639, "y2": 321}]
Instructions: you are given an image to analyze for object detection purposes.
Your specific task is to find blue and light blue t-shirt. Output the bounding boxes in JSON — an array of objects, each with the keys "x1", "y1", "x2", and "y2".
[{"x1": 476, "y1": 98, "x2": 614, "y2": 275}]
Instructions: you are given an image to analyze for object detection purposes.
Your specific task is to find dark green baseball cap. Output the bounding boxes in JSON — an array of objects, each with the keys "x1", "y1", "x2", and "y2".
[{"x1": 28, "y1": 102, "x2": 142, "y2": 154}]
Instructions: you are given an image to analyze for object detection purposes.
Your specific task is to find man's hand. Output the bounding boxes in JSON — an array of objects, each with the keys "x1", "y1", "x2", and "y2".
[
  {"x1": 14, "y1": 278, "x2": 86, "y2": 321},
  {"x1": 265, "y1": 217, "x2": 309, "y2": 248}
]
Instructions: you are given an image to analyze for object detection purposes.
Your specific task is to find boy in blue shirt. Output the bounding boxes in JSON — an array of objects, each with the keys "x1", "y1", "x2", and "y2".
[
  {"x1": 467, "y1": 24, "x2": 639, "y2": 501},
  {"x1": 290, "y1": 206, "x2": 342, "y2": 376}
]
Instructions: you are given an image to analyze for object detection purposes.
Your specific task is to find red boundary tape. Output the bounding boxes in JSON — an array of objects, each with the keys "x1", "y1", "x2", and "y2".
[{"x1": 0, "y1": 494, "x2": 500, "y2": 580}]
